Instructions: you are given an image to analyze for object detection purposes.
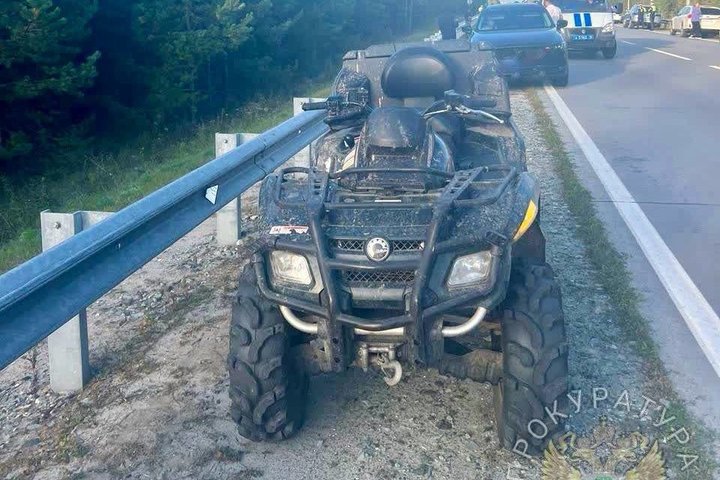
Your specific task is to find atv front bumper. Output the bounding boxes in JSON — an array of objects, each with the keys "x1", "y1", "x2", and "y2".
[
  {"x1": 254, "y1": 239, "x2": 510, "y2": 333},
  {"x1": 254, "y1": 220, "x2": 512, "y2": 372},
  {"x1": 252, "y1": 165, "x2": 537, "y2": 369}
]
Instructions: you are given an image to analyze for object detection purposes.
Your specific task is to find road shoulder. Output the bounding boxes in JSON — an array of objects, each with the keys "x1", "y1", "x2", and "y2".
[{"x1": 532, "y1": 86, "x2": 720, "y2": 477}]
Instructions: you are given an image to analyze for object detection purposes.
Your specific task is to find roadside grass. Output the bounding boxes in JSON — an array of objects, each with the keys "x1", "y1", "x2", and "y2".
[
  {"x1": 0, "y1": 83, "x2": 333, "y2": 274},
  {"x1": 526, "y1": 88, "x2": 717, "y2": 477}
]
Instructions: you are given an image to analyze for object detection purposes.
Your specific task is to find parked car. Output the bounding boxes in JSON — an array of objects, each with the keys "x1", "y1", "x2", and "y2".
[
  {"x1": 670, "y1": 5, "x2": 720, "y2": 36},
  {"x1": 554, "y1": 0, "x2": 618, "y2": 58},
  {"x1": 623, "y1": 4, "x2": 662, "y2": 29},
  {"x1": 612, "y1": 2, "x2": 624, "y2": 22},
  {"x1": 471, "y1": 3, "x2": 569, "y2": 85}
]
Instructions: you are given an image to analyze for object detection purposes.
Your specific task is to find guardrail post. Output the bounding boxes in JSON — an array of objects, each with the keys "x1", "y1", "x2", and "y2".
[
  {"x1": 214, "y1": 101, "x2": 320, "y2": 245},
  {"x1": 40, "y1": 210, "x2": 114, "y2": 392},
  {"x1": 214, "y1": 133, "x2": 258, "y2": 245},
  {"x1": 41, "y1": 211, "x2": 90, "y2": 393}
]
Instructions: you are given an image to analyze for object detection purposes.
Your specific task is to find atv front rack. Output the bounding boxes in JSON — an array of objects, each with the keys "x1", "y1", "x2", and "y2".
[
  {"x1": 272, "y1": 165, "x2": 518, "y2": 209},
  {"x1": 257, "y1": 165, "x2": 521, "y2": 366}
]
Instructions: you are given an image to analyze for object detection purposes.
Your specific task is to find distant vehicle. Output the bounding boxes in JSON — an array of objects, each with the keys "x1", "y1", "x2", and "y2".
[
  {"x1": 611, "y1": 2, "x2": 623, "y2": 22},
  {"x1": 670, "y1": 5, "x2": 720, "y2": 36},
  {"x1": 553, "y1": 0, "x2": 618, "y2": 58},
  {"x1": 622, "y1": 4, "x2": 662, "y2": 29},
  {"x1": 470, "y1": 3, "x2": 569, "y2": 86}
]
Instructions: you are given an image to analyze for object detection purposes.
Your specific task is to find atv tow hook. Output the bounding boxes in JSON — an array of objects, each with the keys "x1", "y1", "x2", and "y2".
[
  {"x1": 357, "y1": 343, "x2": 404, "y2": 386},
  {"x1": 438, "y1": 350, "x2": 503, "y2": 385},
  {"x1": 378, "y1": 358, "x2": 403, "y2": 386}
]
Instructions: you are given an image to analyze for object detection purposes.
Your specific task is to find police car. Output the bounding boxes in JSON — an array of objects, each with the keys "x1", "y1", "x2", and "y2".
[{"x1": 554, "y1": 0, "x2": 618, "y2": 58}]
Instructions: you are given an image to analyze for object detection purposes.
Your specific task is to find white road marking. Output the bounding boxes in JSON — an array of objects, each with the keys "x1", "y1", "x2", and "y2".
[
  {"x1": 710, "y1": 65, "x2": 720, "y2": 71},
  {"x1": 621, "y1": 40, "x2": 638, "y2": 45},
  {"x1": 645, "y1": 47, "x2": 692, "y2": 60},
  {"x1": 689, "y1": 35, "x2": 717, "y2": 43},
  {"x1": 544, "y1": 85, "x2": 720, "y2": 379},
  {"x1": 646, "y1": 29, "x2": 716, "y2": 42}
]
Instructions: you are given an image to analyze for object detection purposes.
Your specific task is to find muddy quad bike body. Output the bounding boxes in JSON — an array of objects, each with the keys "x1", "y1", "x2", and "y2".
[{"x1": 228, "y1": 39, "x2": 568, "y2": 455}]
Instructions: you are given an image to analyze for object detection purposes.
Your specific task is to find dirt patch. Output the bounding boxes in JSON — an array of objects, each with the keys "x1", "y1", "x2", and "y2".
[{"x1": 0, "y1": 91, "x2": 712, "y2": 479}]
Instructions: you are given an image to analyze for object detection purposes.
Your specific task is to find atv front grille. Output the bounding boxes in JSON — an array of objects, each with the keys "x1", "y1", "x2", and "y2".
[
  {"x1": 393, "y1": 240, "x2": 425, "y2": 252},
  {"x1": 332, "y1": 239, "x2": 424, "y2": 252},
  {"x1": 334, "y1": 239, "x2": 365, "y2": 251},
  {"x1": 342, "y1": 270, "x2": 416, "y2": 285}
]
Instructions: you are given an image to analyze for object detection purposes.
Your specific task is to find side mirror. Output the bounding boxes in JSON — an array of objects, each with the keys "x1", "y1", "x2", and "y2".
[{"x1": 556, "y1": 19, "x2": 568, "y2": 29}]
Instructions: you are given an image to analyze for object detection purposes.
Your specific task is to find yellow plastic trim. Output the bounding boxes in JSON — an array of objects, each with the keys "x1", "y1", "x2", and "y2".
[{"x1": 513, "y1": 200, "x2": 538, "y2": 242}]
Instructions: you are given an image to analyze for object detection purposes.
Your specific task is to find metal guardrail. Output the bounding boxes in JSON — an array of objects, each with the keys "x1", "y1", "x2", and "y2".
[{"x1": 0, "y1": 109, "x2": 328, "y2": 372}]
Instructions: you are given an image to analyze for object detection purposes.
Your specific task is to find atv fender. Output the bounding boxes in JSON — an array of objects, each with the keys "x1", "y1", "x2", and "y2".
[{"x1": 512, "y1": 221, "x2": 546, "y2": 263}]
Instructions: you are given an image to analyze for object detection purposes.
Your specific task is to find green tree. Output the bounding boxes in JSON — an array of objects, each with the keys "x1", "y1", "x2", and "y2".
[
  {"x1": 133, "y1": 0, "x2": 253, "y2": 124},
  {"x1": 0, "y1": 0, "x2": 99, "y2": 170}
]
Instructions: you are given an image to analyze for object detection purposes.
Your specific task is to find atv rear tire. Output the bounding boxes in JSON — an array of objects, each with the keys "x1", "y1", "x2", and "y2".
[
  {"x1": 228, "y1": 264, "x2": 308, "y2": 441},
  {"x1": 493, "y1": 261, "x2": 569, "y2": 456}
]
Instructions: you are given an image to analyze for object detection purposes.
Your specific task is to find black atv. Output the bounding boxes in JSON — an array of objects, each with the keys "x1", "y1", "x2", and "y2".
[{"x1": 228, "y1": 39, "x2": 568, "y2": 456}]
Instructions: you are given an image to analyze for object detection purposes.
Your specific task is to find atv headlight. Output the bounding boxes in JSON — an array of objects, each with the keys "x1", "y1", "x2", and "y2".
[
  {"x1": 270, "y1": 251, "x2": 313, "y2": 286},
  {"x1": 513, "y1": 199, "x2": 538, "y2": 242},
  {"x1": 602, "y1": 22, "x2": 615, "y2": 33},
  {"x1": 447, "y1": 251, "x2": 493, "y2": 288}
]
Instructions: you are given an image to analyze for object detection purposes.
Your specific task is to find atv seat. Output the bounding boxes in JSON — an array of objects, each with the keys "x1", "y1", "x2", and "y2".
[
  {"x1": 380, "y1": 47, "x2": 456, "y2": 108},
  {"x1": 338, "y1": 39, "x2": 509, "y2": 115}
]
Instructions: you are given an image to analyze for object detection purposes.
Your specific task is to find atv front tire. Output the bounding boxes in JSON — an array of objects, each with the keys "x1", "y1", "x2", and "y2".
[
  {"x1": 494, "y1": 261, "x2": 569, "y2": 456},
  {"x1": 228, "y1": 264, "x2": 308, "y2": 441}
]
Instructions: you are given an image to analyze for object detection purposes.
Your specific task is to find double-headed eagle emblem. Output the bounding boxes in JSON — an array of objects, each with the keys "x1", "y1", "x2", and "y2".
[{"x1": 542, "y1": 418, "x2": 666, "y2": 480}]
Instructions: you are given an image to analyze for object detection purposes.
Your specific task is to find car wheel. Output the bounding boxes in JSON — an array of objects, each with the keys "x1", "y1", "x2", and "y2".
[
  {"x1": 602, "y1": 42, "x2": 617, "y2": 59},
  {"x1": 670, "y1": 27, "x2": 677, "y2": 35},
  {"x1": 551, "y1": 71, "x2": 569, "y2": 87}
]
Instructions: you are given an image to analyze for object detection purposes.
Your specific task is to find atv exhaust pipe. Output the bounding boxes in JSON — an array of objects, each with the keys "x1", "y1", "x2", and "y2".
[{"x1": 279, "y1": 306, "x2": 488, "y2": 337}]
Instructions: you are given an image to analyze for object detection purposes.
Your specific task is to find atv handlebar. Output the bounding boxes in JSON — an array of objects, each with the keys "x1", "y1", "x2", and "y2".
[
  {"x1": 424, "y1": 91, "x2": 505, "y2": 124},
  {"x1": 302, "y1": 101, "x2": 329, "y2": 111}
]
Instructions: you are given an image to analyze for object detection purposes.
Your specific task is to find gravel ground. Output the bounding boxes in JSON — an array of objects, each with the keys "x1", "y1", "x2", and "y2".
[{"x1": 0, "y1": 90, "x2": 707, "y2": 479}]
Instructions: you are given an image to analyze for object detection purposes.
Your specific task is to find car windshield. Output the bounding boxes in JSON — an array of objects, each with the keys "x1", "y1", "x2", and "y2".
[
  {"x1": 701, "y1": 7, "x2": 720, "y2": 14},
  {"x1": 555, "y1": 0, "x2": 610, "y2": 13},
  {"x1": 477, "y1": 8, "x2": 554, "y2": 31}
]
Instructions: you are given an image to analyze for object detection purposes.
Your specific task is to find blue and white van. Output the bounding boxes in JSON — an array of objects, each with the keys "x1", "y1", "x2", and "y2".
[{"x1": 554, "y1": 0, "x2": 617, "y2": 58}]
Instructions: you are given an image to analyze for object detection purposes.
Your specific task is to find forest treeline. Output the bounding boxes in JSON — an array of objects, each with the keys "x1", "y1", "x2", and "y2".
[{"x1": 0, "y1": 0, "x2": 465, "y2": 174}]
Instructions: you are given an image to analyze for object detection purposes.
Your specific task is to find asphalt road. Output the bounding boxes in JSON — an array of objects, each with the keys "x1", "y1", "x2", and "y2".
[
  {"x1": 562, "y1": 27, "x2": 720, "y2": 312},
  {"x1": 544, "y1": 26, "x2": 720, "y2": 438}
]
